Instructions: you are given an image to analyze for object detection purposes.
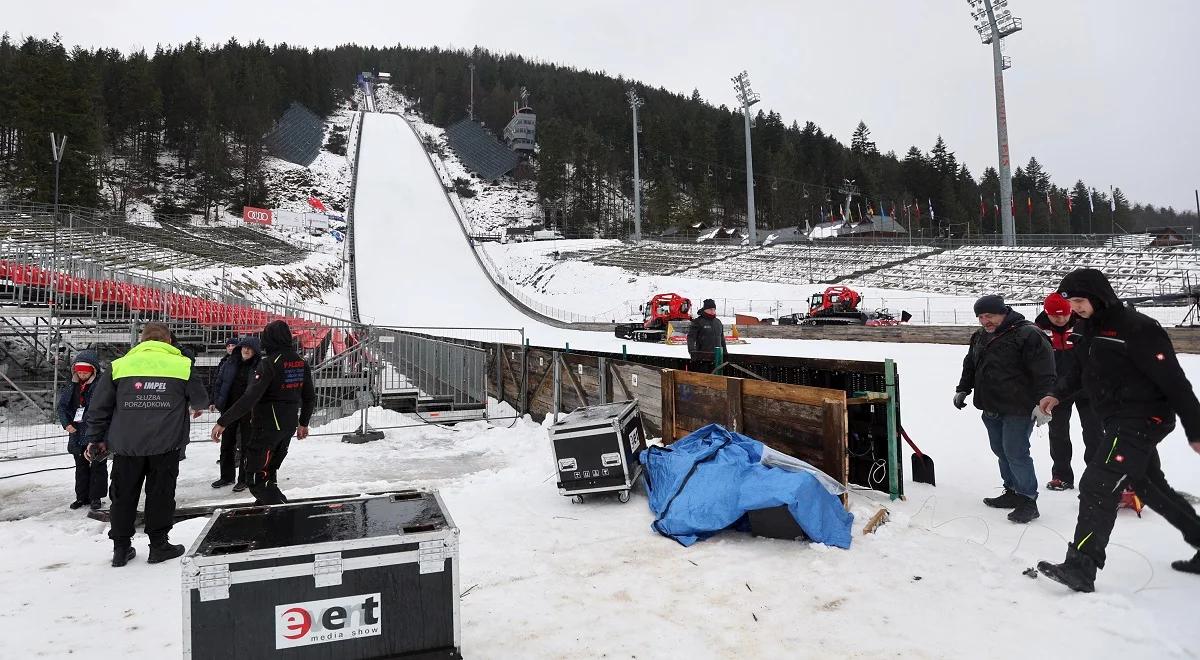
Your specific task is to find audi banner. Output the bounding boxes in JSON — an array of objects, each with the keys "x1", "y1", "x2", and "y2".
[{"x1": 242, "y1": 206, "x2": 274, "y2": 225}]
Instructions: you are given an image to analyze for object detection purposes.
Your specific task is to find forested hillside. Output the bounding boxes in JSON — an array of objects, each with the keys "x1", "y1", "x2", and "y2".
[{"x1": 0, "y1": 35, "x2": 1191, "y2": 235}]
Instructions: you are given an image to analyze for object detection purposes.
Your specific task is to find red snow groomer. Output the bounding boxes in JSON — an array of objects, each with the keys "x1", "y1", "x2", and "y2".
[
  {"x1": 779, "y1": 286, "x2": 911, "y2": 327},
  {"x1": 614, "y1": 293, "x2": 694, "y2": 343},
  {"x1": 614, "y1": 293, "x2": 745, "y2": 345}
]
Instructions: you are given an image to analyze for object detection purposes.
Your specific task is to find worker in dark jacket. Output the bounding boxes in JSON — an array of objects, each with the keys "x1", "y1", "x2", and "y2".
[
  {"x1": 1036, "y1": 269, "x2": 1200, "y2": 592},
  {"x1": 955, "y1": 294, "x2": 1056, "y2": 524},
  {"x1": 57, "y1": 349, "x2": 106, "y2": 511},
  {"x1": 210, "y1": 336, "x2": 261, "y2": 490},
  {"x1": 211, "y1": 320, "x2": 315, "y2": 505},
  {"x1": 85, "y1": 323, "x2": 208, "y2": 567},
  {"x1": 687, "y1": 299, "x2": 727, "y2": 371},
  {"x1": 1035, "y1": 293, "x2": 1103, "y2": 490},
  {"x1": 208, "y1": 337, "x2": 239, "y2": 407}
]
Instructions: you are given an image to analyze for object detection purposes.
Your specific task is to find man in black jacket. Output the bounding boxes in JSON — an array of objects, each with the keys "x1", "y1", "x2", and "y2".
[
  {"x1": 1037, "y1": 268, "x2": 1200, "y2": 592},
  {"x1": 211, "y1": 320, "x2": 315, "y2": 505},
  {"x1": 1035, "y1": 293, "x2": 1103, "y2": 490},
  {"x1": 687, "y1": 298, "x2": 727, "y2": 371},
  {"x1": 955, "y1": 294, "x2": 1056, "y2": 524},
  {"x1": 85, "y1": 323, "x2": 208, "y2": 567}
]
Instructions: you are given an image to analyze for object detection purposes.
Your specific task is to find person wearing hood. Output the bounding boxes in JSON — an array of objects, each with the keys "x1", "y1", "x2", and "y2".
[
  {"x1": 955, "y1": 294, "x2": 1056, "y2": 524},
  {"x1": 1036, "y1": 268, "x2": 1200, "y2": 592},
  {"x1": 1035, "y1": 293, "x2": 1103, "y2": 490},
  {"x1": 211, "y1": 320, "x2": 315, "y2": 505},
  {"x1": 56, "y1": 349, "x2": 106, "y2": 511},
  {"x1": 210, "y1": 336, "x2": 261, "y2": 490},
  {"x1": 687, "y1": 299, "x2": 727, "y2": 371}
]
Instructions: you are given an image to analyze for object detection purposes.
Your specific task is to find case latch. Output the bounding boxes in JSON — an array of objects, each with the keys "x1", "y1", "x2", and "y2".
[
  {"x1": 314, "y1": 552, "x2": 343, "y2": 587},
  {"x1": 187, "y1": 564, "x2": 231, "y2": 602},
  {"x1": 418, "y1": 539, "x2": 456, "y2": 574}
]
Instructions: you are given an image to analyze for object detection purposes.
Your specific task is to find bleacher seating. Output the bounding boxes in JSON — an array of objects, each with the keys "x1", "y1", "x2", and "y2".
[
  {"x1": 694, "y1": 244, "x2": 937, "y2": 285},
  {"x1": 566, "y1": 241, "x2": 747, "y2": 276},
  {"x1": 0, "y1": 212, "x2": 307, "y2": 272},
  {"x1": 848, "y1": 245, "x2": 1200, "y2": 300},
  {"x1": 444, "y1": 119, "x2": 519, "y2": 181}
]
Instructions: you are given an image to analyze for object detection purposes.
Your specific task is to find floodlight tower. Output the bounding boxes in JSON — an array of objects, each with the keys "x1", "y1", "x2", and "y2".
[
  {"x1": 968, "y1": 0, "x2": 1023, "y2": 246},
  {"x1": 627, "y1": 89, "x2": 644, "y2": 242},
  {"x1": 733, "y1": 71, "x2": 760, "y2": 245}
]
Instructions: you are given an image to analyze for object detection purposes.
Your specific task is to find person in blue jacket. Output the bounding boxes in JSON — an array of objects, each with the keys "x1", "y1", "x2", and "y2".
[
  {"x1": 57, "y1": 350, "x2": 106, "y2": 511},
  {"x1": 210, "y1": 336, "x2": 261, "y2": 489}
]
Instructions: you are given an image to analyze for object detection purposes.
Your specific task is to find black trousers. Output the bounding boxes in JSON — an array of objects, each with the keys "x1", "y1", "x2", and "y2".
[
  {"x1": 108, "y1": 452, "x2": 180, "y2": 545},
  {"x1": 73, "y1": 453, "x2": 108, "y2": 503},
  {"x1": 1072, "y1": 417, "x2": 1200, "y2": 568},
  {"x1": 243, "y1": 427, "x2": 296, "y2": 506},
  {"x1": 218, "y1": 420, "x2": 245, "y2": 484},
  {"x1": 1047, "y1": 398, "x2": 1103, "y2": 484}
]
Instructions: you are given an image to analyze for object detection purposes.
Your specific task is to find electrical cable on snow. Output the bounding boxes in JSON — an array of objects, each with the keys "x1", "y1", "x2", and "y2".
[{"x1": 0, "y1": 465, "x2": 73, "y2": 480}]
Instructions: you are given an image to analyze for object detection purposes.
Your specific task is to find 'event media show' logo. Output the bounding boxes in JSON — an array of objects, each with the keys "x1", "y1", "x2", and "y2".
[{"x1": 275, "y1": 593, "x2": 382, "y2": 649}]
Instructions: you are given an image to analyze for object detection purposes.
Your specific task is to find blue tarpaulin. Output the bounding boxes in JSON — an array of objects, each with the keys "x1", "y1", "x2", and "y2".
[{"x1": 640, "y1": 424, "x2": 854, "y2": 549}]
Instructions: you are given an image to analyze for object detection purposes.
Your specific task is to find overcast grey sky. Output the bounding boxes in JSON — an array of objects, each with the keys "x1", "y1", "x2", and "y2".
[{"x1": 7, "y1": 0, "x2": 1199, "y2": 211}]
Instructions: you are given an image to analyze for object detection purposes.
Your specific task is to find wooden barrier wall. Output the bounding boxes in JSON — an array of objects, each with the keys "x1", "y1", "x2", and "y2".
[{"x1": 660, "y1": 370, "x2": 848, "y2": 489}]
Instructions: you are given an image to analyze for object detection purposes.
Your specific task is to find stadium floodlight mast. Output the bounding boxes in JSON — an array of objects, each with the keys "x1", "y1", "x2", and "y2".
[
  {"x1": 732, "y1": 71, "x2": 760, "y2": 245},
  {"x1": 627, "y1": 89, "x2": 644, "y2": 242},
  {"x1": 968, "y1": 0, "x2": 1023, "y2": 246}
]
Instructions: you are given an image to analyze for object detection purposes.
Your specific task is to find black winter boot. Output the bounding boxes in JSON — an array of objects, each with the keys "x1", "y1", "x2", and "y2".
[
  {"x1": 1171, "y1": 551, "x2": 1200, "y2": 575},
  {"x1": 1008, "y1": 496, "x2": 1040, "y2": 524},
  {"x1": 983, "y1": 489, "x2": 1023, "y2": 509},
  {"x1": 70, "y1": 500, "x2": 87, "y2": 510},
  {"x1": 148, "y1": 540, "x2": 185, "y2": 564},
  {"x1": 1038, "y1": 546, "x2": 1098, "y2": 593},
  {"x1": 112, "y1": 543, "x2": 136, "y2": 568}
]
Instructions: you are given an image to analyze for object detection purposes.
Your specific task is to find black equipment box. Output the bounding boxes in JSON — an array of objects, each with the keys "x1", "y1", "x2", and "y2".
[
  {"x1": 748, "y1": 505, "x2": 809, "y2": 542},
  {"x1": 181, "y1": 491, "x2": 460, "y2": 659},
  {"x1": 548, "y1": 401, "x2": 646, "y2": 503}
]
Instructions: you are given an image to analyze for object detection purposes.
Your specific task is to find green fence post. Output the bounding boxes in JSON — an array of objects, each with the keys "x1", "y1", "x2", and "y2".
[
  {"x1": 713, "y1": 347, "x2": 725, "y2": 374},
  {"x1": 885, "y1": 358, "x2": 900, "y2": 500}
]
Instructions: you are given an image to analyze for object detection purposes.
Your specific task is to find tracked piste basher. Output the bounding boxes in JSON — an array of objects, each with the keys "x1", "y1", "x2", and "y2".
[{"x1": 614, "y1": 293, "x2": 745, "y2": 344}]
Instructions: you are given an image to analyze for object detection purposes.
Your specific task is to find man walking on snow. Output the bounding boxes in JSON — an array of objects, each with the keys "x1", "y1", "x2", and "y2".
[
  {"x1": 211, "y1": 320, "x2": 315, "y2": 505},
  {"x1": 1035, "y1": 292, "x2": 1103, "y2": 490},
  {"x1": 1037, "y1": 268, "x2": 1200, "y2": 592},
  {"x1": 954, "y1": 294, "x2": 1056, "y2": 524}
]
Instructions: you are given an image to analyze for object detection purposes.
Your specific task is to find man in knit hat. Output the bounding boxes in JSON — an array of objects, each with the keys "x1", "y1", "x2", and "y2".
[
  {"x1": 1034, "y1": 292, "x2": 1102, "y2": 490},
  {"x1": 1036, "y1": 268, "x2": 1200, "y2": 592},
  {"x1": 955, "y1": 294, "x2": 1056, "y2": 524}
]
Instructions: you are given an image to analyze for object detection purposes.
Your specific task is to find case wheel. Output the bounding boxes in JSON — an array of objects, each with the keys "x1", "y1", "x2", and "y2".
[
  {"x1": 570, "y1": 495, "x2": 584, "y2": 504},
  {"x1": 617, "y1": 490, "x2": 631, "y2": 504}
]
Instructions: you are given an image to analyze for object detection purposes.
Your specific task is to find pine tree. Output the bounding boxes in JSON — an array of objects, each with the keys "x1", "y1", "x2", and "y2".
[{"x1": 850, "y1": 121, "x2": 878, "y2": 156}]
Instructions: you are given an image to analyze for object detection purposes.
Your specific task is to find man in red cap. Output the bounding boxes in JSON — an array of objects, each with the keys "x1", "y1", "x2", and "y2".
[{"x1": 1034, "y1": 292, "x2": 1102, "y2": 490}]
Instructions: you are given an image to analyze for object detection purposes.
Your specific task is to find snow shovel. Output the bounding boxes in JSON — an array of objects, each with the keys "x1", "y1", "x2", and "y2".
[{"x1": 901, "y1": 426, "x2": 935, "y2": 486}]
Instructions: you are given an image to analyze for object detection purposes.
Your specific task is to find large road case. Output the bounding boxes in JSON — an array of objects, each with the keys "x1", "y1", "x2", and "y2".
[
  {"x1": 181, "y1": 491, "x2": 460, "y2": 659},
  {"x1": 548, "y1": 400, "x2": 646, "y2": 503}
]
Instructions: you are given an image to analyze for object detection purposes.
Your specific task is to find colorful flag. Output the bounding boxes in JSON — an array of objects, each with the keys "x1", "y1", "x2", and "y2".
[
  {"x1": 839, "y1": 205, "x2": 845, "y2": 221},
  {"x1": 979, "y1": 194, "x2": 985, "y2": 219},
  {"x1": 1046, "y1": 191, "x2": 1052, "y2": 216},
  {"x1": 914, "y1": 200, "x2": 921, "y2": 220},
  {"x1": 994, "y1": 194, "x2": 999, "y2": 218},
  {"x1": 928, "y1": 199, "x2": 936, "y2": 223},
  {"x1": 1110, "y1": 185, "x2": 1116, "y2": 213},
  {"x1": 1066, "y1": 194, "x2": 1074, "y2": 214},
  {"x1": 1089, "y1": 189, "x2": 1095, "y2": 213},
  {"x1": 1026, "y1": 196, "x2": 1033, "y2": 217}
]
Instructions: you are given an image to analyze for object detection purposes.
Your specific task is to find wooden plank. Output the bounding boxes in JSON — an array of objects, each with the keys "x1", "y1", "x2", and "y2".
[
  {"x1": 743, "y1": 379, "x2": 847, "y2": 407},
  {"x1": 822, "y1": 399, "x2": 849, "y2": 489},
  {"x1": 674, "y1": 382, "x2": 728, "y2": 425},
  {"x1": 563, "y1": 355, "x2": 592, "y2": 408},
  {"x1": 727, "y1": 378, "x2": 744, "y2": 434},
  {"x1": 672, "y1": 369, "x2": 730, "y2": 390},
  {"x1": 661, "y1": 369, "x2": 676, "y2": 444}
]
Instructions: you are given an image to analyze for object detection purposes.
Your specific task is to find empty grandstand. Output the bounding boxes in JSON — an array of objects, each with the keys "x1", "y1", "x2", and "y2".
[
  {"x1": 266, "y1": 102, "x2": 326, "y2": 166},
  {"x1": 0, "y1": 204, "x2": 308, "y2": 272},
  {"x1": 445, "y1": 118, "x2": 520, "y2": 181}
]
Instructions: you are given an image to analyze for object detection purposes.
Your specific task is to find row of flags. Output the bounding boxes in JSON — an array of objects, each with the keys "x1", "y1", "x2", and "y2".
[{"x1": 816, "y1": 186, "x2": 1118, "y2": 225}]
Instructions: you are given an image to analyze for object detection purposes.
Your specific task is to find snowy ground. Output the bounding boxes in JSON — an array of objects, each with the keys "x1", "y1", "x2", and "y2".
[{"x1": 2, "y1": 342, "x2": 1199, "y2": 658}]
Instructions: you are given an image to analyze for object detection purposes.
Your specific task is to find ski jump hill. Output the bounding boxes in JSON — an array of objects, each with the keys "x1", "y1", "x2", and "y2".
[{"x1": 352, "y1": 111, "x2": 686, "y2": 357}]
